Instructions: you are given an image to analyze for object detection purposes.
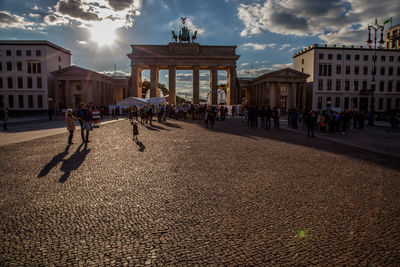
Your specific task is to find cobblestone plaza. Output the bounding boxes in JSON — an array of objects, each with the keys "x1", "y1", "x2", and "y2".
[{"x1": 1, "y1": 118, "x2": 400, "y2": 265}]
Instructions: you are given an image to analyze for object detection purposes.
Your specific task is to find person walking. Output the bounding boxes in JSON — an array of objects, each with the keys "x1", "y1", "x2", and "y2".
[
  {"x1": 266, "y1": 105, "x2": 272, "y2": 129},
  {"x1": 306, "y1": 110, "x2": 316, "y2": 137},
  {"x1": 65, "y1": 108, "x2": 78, "y2": 144},
  {"x1": 78, "y1": 102, "x2": 92, "y2": 143},
  {"x1": 131, "y1": 120, "x2": 139, "y2": 141}
]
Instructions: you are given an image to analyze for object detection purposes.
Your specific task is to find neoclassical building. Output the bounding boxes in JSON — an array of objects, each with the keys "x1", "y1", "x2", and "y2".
[
  {"x1": 238, "y1": 68, "x2": 310, "y2": 112},
  {"x1": 127, "y1": 43, "x2": 240, "y2": 105}
]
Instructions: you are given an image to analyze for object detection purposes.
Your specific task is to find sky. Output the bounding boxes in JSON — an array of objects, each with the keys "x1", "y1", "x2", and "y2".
[{"x1": 1, "y1": 0, "x2": 399, "y2": 99}]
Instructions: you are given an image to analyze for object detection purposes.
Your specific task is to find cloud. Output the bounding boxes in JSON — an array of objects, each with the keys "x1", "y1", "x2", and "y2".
[
  {"x1": 242, "y1": 43, "x2": 275, "y2": 50},
  {"x1": 44, "y1": 14, "x2": 69, "y2": 25},
  {"x1": 237, "y1": 0, "x2": 400, "y2": 45},
  {"x1": 279, "y1": 44, "x2": 291, "y2": 50},
  {"x1": 169, "y1": 17, "x2": 205, "y2": 35},
  {"x1": 76, "y1": 40, "x2": 88, "y2": 45},
  {"x1": 241, "y1": 63, "x2": 250, "y2": 66},
  {"x1": 237, "y1": 63, "x2": 293, "y2": 77},
  {"x1": 28, "y1": 13, "x2": 41, "y2": 18},
  {"x1": 106, "y1": 0, "x2": 136, "y2": 11},
  {"x1": 56, "y1": 0, "x2": 100, "y2": 21},
  {"x1": 101, "y1": 69, "x2": 130, "y2": 77},
  {"x1": 0, "y1": 11, "x2": 35, "y2": 29}
]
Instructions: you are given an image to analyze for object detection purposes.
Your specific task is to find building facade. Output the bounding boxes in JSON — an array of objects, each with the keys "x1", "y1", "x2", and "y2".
[
  {"x1": 51, "y1": 66, "x2": 128, "y2": 110},
  {"x1": 238, "y1": 68, "x2": 310, "y2": 112},
  {"x1": 385, "y1": 24, "x2": 400, "y2": 49},
  {"x1": 0, "y1": 40, "x2": 71, "y2": 111},
  {"x1": 293, "y1": 44, "x2": 400, "y2": 112}
]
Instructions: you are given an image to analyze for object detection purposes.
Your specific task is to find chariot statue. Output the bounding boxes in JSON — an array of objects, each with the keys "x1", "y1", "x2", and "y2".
[{"x1": 171, "y1": 17, "x2": 198, "y2": 43}]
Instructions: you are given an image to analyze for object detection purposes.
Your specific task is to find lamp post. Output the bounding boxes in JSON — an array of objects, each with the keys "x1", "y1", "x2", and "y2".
[{"x1": 366, "y1": 18, "x2": 384, "y2": 126}]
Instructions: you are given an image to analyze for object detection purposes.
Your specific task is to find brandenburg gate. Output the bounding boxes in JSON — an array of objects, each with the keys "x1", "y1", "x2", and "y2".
[{"x1": 127, "y1": 18, "x2": 240, "y2": 105}]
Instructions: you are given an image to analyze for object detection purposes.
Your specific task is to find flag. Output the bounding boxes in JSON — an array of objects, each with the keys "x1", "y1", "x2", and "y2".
[{"x1": 383, "y1": 17, "x2": 392, "y2": 24}]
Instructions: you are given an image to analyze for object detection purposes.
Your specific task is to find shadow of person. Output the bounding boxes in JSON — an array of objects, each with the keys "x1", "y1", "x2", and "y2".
[
  {"x1": 37, "y1": 144, "x2": 71, "y2": 178},
  {"x1": 135, "y1": 140, "x2": 145, "y2": 152},
  {"x1": 59, "y1": 143, "x2": 91, "y2": 183}
]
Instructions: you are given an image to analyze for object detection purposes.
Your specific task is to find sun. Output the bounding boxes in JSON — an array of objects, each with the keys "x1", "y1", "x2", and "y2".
[{"x1": 89, "y1": 21, "x2": 117, "y2": 46}]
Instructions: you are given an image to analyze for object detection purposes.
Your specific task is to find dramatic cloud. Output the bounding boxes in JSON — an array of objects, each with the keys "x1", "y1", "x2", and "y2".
[
  {"x1": 44, "y1": 14, "x2": 69, "y2": 25},
  {"x1": 56, "y1": 0, "x2": 100, "y2": 21},
  {"x1": 0, "y1": 11, "x2": 35, "y2": 29},
  {"x1": 237, "y1": 0, "x2": 400, "y2": 45},
  {"x1": 106, "y1": 0, "x2": 135, "y2": 11}
]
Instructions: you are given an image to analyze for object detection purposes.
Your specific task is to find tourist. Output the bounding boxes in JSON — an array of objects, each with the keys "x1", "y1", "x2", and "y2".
[
  {"x1": 259, "y1": 106, "x2": 266, "y2": 128},
  {"x1": 131, "y1": 120, "x2": 139, "y2": 141},
  {"x1": 78, "y1": 102, "x2": 92, "y2": 143},
  {"x1": 273, "y1": 107, "x2": 280, "y2": 129},
  {"x1": 265, "y1": 105, "x2": 272, "y2": 129},
  {"x1": 65, "y1": 108, "x2": 78, "y2": 144},
  {"x1": 306, "y1": 110, "x2": 316, "y2": 137}
]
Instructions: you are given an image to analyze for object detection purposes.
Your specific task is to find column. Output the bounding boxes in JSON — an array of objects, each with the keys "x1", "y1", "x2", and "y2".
[
  {"x1": 276, "y1": 82, "x2": 281, "y2": 109},
  {"x1": 150, "y1": 66, "x2": 159, "y2": 98},
  {"x1": 131, "y1": 64, "x2": 140, "y2": 97},
  {"x1": 192, "y1": 66, "x2": 200, "y2": 104},
  {"x1": 65, "y1": 80, "x2": 71, "y2": 107},
  {"x1": 210, "y1": 66, "x2": 218, "y2": 105},
  {"x1": 227, "y1": 65, "x2": 237, "y2": 105},
  {"x1": 288, "y1": 82, "x2": 296, "y2": 109},
  {"x1": 265, "y1": 82, "x2": 271, "y2": 107},
  {"x1": 168, "y1": 66, "x2": 176, "y2": 105},
  {"x1": 270, "y1": 82, "x2": 277, "y2": 108}
]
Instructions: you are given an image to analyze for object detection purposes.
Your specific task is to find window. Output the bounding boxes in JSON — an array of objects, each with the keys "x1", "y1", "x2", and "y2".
[
  {"x1": 58, "y1": 56, "x2": 61, "y2": 62},
  {"x1": 317, "y1": 97, "x2": 323, "y2": 109},
  {"x1": 319, "y1": 64, "x2": 332, "y2": 76},
  {"x1": 0, "y1": 62, "x2": 2, "y2": 71},
  {"x1": 336, "y1": 65, "x2": 342, "y2": 75},
  {"x1": 17, "y1": 62, "x2": 22, "y2": 71},
  {"x1": 6, "y1": 50, "x2": 11, "y2": 56},
  {"x1": 345, "y1": 80, "x2": 350, "y2": 91},
  {"x1": 26, "y1": 50, "x2": 31, "y2": 56},
  {"x1": 354, "y1": 80, "x2": 359, "y2": 91},
  {"x1": 388, "y1": 81, "x2": 393, "y2": 92},
  {"x1": 390, "y1": 56, "x2": 394, "y2": 62},
  {"x1": 0, "y1": 77, "x2": 2, "y2": 88},
  {"x1": 301, "y1": 59, "x2": 304, "y2": 64},
  {"x1": 389, "y1": 67, "x2": 393, "y2": 76},
  {"x1": 380, "y1": 67, "x2": 385, "y2": 76},
  {"x1": 363, "y1": 66, "x2": 368, "y2": 75},
  {"x1": 37, "y1": 77, "x2": 42, "y2": 88},
  {"x1": 27, "y1": 63, "x2": 32, "y2": 74},
  {"x1": 6, "y1": 62, "x2": 12, "y2": 71},
  {"x1": 59, "y1": 65, "x2": 61, "y2": 70},
  {"x1": 381, "y1": 55, "x2": 386, "y2": 62},
  {"x1": 7, "y1": 77, "x2": 13, "y2": 89},
  {"x1": 327, "y1": 79, "x2": 332, "y2": 91},
  {"x1": 17, "y1": 77, "x2": 23, "y2": 88},
  {"x1": 335, "y1": 97, "x2": 340, "y2": 108},
  {"x1": 344, "y1": 97, "x2": 349, "y2": 109},
  {"x1": 326, "y1": 97, "x2": 332, "y2": 107},
  {"x1": 345, "y1": 65, "x2": 350, "y2": 75},
  {"x1": 353, "y1": 98, "x2": 358, "y2": 109},
  {"x1": 301, "y1": 68, "x2": 304, "y2": 73},
  {"x1": 16, "y1": 50, "x2": 21, "y2": 56},
  {"x1": 362, "y1": 80, "x2": 368, "y2": 91},
  {"x1": 398, "y1": 67, "x2": 400, "y2": 76},
  {"x1": 33, "y1": 63, "x2": 36, "y2": 74},
  {"x1": 328, "y1": 54, "x2": 333, "y2": 60},
  {"x1": 396, "y1": 98, "x2": 400, "y2": 110},
  {"x1": 378, "y1": 98, "x2": 384, "y2": 110},
  {"x1": 387, "y1": 98, "x2": 392, "y2": 110},
  {"x1": 38, "y1": 95, "x2": 43, "y2": 108},
  {"x1": 0, "y1": 95, "x2": 3, "y2": 108},
  {"x1": 36, "y1": 50, "x2": 41, "y2": 57},
  {"x1": 355, "y1": 55, "x2": 360, "y2": 61},
  {"x1": 18, "y1": 95, "x2": 24, "y2": 108},
  {"x1": 27, "y1": 77, "x2": 33, "y2": 89},
  {"x1": 379, "y1": 81, "x2": 384, "y2": 92},
  {"x1": 319, "y1": 53, "x2": 324, "y2": 60},
  {"x1": 397, "y1": 81, "x2": 400, "y2": 92},
  {"x1": 398, "y1": 56, "x2": 400, "y2": 62},
  {"x1": 354, "y1": 66, "x2": 359, "y2": 75},
  {"x1": 336, "y1": 79, "x2": 341, "y2": 91},
  {"x1": 364, "y1": 55, "x2": 369, "y2": 61},
  {"x1": 28, "y1": 95, "x2": 33, "y2": 108},
  {"x1": 37, "y1": 63, "x2": 41, "y2": 73},
  {"x1": 8, "y1": 95, "x2": 14, "y2": 108},
  {"x1": 318, "y1": 80, "x2": 323, "y2": 90},
  {"x1": 346, "y1": 54, "x2": 351, "y2": 60}
]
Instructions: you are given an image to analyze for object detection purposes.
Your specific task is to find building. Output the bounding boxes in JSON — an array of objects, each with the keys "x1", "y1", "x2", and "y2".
[
  {"x1": 238, "y1": 68, "x2": 310, "y2": 112},
  {"x1": 293, "y1": 44, "x2": 400, "y2": 112},
  {"x1": 385, "y1": 24, "x2": 400, "y2": 49},
  {"x1": 0, "y1": 40, "x2": 71, "y2": 111},
  {"x1": 51, "y1": 66, "x2": 128, "y2": 110}
]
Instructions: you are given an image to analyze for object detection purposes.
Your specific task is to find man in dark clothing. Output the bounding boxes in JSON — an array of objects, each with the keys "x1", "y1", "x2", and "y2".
[
  {"x1": 266, "y1": 106, "x2": 272, "y2": 129},
  {"x1": 78, "y1": 102, "x2": 91, "y2": 143},
  {"x1": 306, "y1": 111, "x2": 317, "y2": 137}
]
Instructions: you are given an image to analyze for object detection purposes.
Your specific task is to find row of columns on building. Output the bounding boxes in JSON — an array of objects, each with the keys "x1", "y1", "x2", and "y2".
[
  {"x1": 131, "y1": 65, "x2": 237, "y2": 105},
  {"x1": 250, "y1": 82, "x2": 306, "y2": 111}
]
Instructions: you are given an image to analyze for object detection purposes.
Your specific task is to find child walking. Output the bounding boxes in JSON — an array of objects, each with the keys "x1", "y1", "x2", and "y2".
[{"x1": 131, "y1": 120, "x2": 139, "y2": 141}]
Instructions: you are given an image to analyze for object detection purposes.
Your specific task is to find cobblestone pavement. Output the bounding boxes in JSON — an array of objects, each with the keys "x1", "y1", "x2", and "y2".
[{"x1": 1, "y1": 117, "x2": 400, "y2": 266}]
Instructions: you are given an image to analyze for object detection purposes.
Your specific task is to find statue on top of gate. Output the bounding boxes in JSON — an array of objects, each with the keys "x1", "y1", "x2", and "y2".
[{"x1": 171, "y1": 17, "x2": 198, "y2": 44}]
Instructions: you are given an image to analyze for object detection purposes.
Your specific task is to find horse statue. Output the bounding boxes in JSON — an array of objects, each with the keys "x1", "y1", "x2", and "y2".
[
  {"x1": 171, "y1": 30, "x2": 178, "y2": 42},
  {"x1": 191, "y1": 30, "x2": 197, "y2": 43},
  {"x1": 179, "y1": 26, "x2": 190, "y2": 43}
]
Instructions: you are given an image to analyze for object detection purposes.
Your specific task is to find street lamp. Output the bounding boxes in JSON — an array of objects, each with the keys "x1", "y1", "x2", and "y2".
[{"x1": 366, "y1": 18, "x2": 384, "y2": 126}]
